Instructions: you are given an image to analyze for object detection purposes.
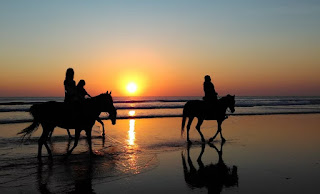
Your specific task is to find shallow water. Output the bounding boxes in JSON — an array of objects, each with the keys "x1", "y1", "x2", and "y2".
[
  {"x1": 1, "y1": 96, "x2": 320, "y2": 124},
  {"x1": 0, "y1": 115, "x2": 320, "y2": 193}
]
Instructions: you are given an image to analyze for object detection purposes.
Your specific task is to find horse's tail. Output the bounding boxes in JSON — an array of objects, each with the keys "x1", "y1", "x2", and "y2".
[
  {"x1": 17, "y1": 104, "x2": 40, "y2": 141},
  {"x1": 181, "y1": 103, "x2": 188, "y2": 136}
]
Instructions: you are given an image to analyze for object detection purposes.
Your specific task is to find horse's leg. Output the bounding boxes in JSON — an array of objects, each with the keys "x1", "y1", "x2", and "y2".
[
  {"x1": 38, "y1": 125, "x2": 52, "y2": 160},
  {"x1": 209, "y1": 121, "x2": 219, "y2": 142},
  {"x1": 85, "y1": 129, "x2": 94, "y2": 155},
  {"x1": 67, "y1": 129, "x2": 81, "y2": 155},
  {"x1": 186, "y1": 117, "x2": 194, "y2": 143},
  {"x1": 66, "y1": 129, "x2": 73, "y2": 139},
  {"x1": 218, "y1": 120, "x2": 226, "y2": 143},
  {"x1": 187, "y1": 144, "x2": 196, "y2": 173},
  {"x1": 195, "y1": 118, "x2": 205, "y2": 142},
  {"x1": 43, "y1": 140, "x2": 52, "y2": 160},
  {"x1": 197, "y1": 144, "x2": 205, "y2": 169},
  {"x1": 48, "y1": 129, "x2": 53, "y2": 140},
  {"x1": 97, "y1": 118, "x2": 105, "y2": 138}
]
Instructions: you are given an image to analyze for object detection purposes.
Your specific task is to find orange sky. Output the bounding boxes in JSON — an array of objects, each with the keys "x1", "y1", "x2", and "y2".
[{"x1": 0, "y1": 1, "x2": 319, "y2": 97}]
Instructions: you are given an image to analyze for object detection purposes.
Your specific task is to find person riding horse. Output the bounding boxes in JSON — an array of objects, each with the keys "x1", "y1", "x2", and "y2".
[{"x1": 203, "y1": 75, "x2": 218, "y2": 117}]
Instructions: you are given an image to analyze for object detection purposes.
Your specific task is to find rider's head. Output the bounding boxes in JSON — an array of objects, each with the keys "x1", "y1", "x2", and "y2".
[
  {"x1": 204, "y1": 75, "x2": 211, "y2": 82},
  {"x1": 78, "y1": 80, "x2": 85, "y2": 87},
  {"x1": 66, "y1": 68, "x2": 74, "y2": 80}
]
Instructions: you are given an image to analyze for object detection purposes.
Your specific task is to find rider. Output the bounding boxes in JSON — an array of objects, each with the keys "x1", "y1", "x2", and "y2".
[
  {"x1": 76, "y1": 79, "x2": 105, "y2": 136},
  {"x1": 203, "y1": 75, "x2": 218, "y2": 118},
  {"x1": 76, "y1": 79, "x2": 91, "y2": 101},
  {"x1": 203, "y1": 75, "x2": 218, "y2": 104},
  {"x1": 64, "y1": 68, "x2": 77, "y2": 103}
]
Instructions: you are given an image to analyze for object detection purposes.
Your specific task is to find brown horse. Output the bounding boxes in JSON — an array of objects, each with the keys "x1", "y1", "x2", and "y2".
[
  {"x1": 181, "y1": 95, "x2": 235, "y2": 143},
  {"x1": 18, "y1": 91, "x2": 117, "y2": 160}
]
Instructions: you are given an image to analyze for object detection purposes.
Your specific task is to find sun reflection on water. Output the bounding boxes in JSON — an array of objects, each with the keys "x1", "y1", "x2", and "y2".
[
  {"x1": 128, "y1": 119, "x2": 136, "y2": 146},
  {"x1": 126, "y1": 118, "x2": 139, "y2": 174}
]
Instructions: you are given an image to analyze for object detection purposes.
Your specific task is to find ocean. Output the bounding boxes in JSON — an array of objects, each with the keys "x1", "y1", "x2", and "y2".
[
  {"x1": 1, "y1": 96, "x2": 320, "y2": 193},
  {"x1": 0, "y1": 96, "x2": 320, "y2": 124}
]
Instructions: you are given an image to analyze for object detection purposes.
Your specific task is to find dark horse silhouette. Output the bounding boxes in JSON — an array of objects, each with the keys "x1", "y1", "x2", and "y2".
[
  {"x1": 181, "y1": 142, "x2": 238, "y2": 194},
  {"x1": 181, "y1": 95, "x2": 235, "y2": 143},
  {"x1": 18, "y1": 91, "x2": 117, "y2": 160}
]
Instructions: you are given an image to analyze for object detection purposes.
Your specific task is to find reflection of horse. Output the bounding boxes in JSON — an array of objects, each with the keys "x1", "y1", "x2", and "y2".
[
  {"x1": 18, "y1": 92, "x2": 117, "y2": 160},
  {"x1": 181, "y1": 95, "x2": 235, "y2": 143},
  {"x1": 37, "y1": 158, "x2": 97, "y2": 194},
  {"x1": 181, "y1": 142, "x2": 238, "y2": 194}
]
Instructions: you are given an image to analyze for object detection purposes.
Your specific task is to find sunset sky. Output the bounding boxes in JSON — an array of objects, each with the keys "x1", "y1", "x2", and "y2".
[{"x1": 0, "y1": 0, "x2": 319, "y2": 97}]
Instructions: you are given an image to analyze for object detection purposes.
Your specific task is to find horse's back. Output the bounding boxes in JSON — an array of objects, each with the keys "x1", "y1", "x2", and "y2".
[
  {"x1": 31, "y1": 101, "x2": 93, "y2": 128},
  {"x1": 184, "y1": 99, "x2": 227, "y2": 120},
  {"x1": 183, "y1": 100, "x2": 205, "y2": 116}
]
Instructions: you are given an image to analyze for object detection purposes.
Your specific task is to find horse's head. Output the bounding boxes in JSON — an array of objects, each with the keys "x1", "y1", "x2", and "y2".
[
  {"x1": 100, "y1": 91, "x2": 117, "y2": 125},
  {"x1": 226, "y1": 94, "x2": 235, "y2": 113}
]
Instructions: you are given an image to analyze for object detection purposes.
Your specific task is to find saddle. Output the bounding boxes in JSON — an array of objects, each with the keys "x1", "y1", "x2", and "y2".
[
  {"x1": 203, "y1": 100, "x2": 217, "y2": 120},
  {"x1": 203, "y1": 100, "x2": 227, "y2": 120}
]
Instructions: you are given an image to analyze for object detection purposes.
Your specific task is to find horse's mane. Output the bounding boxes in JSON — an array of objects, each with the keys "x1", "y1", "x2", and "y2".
[
  {"x1": 85, "y1": 93, "x2": 112, "y2": 103},
  {"x1": 219, "y1": 94, "x2": 232, "y2": 102}
]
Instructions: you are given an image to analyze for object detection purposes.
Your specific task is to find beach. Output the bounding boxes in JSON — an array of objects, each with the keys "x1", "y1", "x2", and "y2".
[{"x1": 1, "y1": 114, "x2": 320, "y2": 193}]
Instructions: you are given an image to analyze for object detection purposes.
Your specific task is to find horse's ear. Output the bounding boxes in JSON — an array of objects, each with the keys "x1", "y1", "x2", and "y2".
[
  {"x1": 110, "y1": 91, "x2": 112, "y2": 95},
  {"x1": 106, "y1": 91, "x2": 109, "y2": 94}
]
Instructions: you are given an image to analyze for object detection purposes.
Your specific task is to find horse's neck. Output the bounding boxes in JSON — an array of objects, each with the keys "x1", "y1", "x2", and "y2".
[
  {"x1": 84, "y1": 98, "x2": 102, "y2": 116},
  {"x1": 218, "y1": 98, "x2": 228, "y2": 112}
]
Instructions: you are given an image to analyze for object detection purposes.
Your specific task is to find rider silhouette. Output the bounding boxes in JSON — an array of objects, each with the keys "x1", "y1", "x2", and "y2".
[
  {"x1": 77, "y1": 80, "x2": 91, "y2": 101},
  {"x1": 64, "y1": 68, "x2": 77, "y2": 103},
  {"x1": 203, "y1": 75, "x2": 218, "y2": 104}
]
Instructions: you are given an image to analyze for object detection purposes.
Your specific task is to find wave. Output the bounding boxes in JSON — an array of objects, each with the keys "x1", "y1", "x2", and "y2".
[
  {"x1": 1, "y1": 111, "x2": 320, "y2": 124},
  {"x1": 1, "y1": 100, "x2": 320, "y2": 113},
  {"x1": 0, "y1": 99, "x2": 194, "y2": 106}
]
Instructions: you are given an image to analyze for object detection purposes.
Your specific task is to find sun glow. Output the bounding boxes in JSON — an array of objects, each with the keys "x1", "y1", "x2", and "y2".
[
  {"x1": 127, "y1": 82, "x2": 137, "y2": 94},
  {"x1": 129, "y1": 110, "x2": 136, "y2": 116}
]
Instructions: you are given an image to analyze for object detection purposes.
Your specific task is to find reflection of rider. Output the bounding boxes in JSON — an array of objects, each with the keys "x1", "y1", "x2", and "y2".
[
  {"x1": 203, "y1": 75, "x2": 218, "y2": 104},
  {"x1": 181, "y1": 143, "x2": 238, "y2": 194}
]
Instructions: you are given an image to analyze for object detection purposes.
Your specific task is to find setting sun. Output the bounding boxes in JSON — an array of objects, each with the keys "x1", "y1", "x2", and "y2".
[{"x1": 127, "y1": 82, "x2": 137, "y2": 94}]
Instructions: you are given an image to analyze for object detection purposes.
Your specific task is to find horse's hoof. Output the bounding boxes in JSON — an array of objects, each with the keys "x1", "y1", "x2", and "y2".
[
  {"x1": 90, "y1": 152, "x2": 98, "y2": 158},
  {"x1": 201, "y1": 138, "x2": 205, "y2": 142},
  {"x1": 222, "y1": 138, "x2": 226, "y2": 143},
  {"x1": 187, "y1": 140, "x2": 192, "y2": 145},
  {"x1": 209, "y1": 138, "x2": 214, "y2": 142}
]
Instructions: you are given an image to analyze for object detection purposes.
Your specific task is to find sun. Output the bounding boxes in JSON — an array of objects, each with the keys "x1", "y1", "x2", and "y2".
[{"x1": 127, "y1": 82, "x2": 137, "y2": 94}]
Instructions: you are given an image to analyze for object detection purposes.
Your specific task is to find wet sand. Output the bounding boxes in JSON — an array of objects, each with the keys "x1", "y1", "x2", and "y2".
[{"x1": 0, "y1": 114, "x2": 320, "y2": 193}]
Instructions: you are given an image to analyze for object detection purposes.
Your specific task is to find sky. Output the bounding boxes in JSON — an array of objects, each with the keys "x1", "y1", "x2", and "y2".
[{"x1": 0, "y1": 0, "x2": 319, "y2": 97}]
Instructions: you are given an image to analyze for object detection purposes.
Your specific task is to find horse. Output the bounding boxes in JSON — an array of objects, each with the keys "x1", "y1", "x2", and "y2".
[
  {"x1": 181, "y1": 94, "x2": 235, "y2": 143},
  {"x1": 18, "y1": 91, "x2": 117, "y2": 160}
]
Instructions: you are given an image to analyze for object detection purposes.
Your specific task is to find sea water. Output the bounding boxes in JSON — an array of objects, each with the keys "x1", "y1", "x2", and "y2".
[{"x1": 0, "y1": 96, "x2": 320, "y2": 124}]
